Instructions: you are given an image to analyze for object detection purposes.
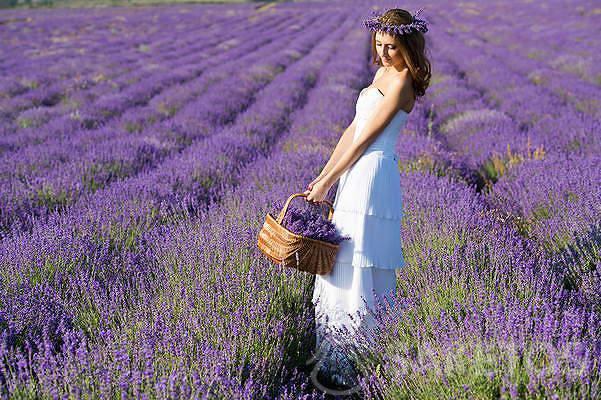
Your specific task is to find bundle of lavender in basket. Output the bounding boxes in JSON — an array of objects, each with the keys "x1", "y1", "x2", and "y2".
[{"x1": 272, "y1": 200, "x2": 350, "y2": 245}]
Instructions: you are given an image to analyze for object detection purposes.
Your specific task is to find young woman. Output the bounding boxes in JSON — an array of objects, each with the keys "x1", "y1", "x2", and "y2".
[{"x1": 303, "y1": 7, "x2": 431, "y2": 391}]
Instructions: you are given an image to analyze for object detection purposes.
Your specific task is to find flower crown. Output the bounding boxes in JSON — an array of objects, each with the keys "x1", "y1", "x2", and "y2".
[{"x1": 362, "y1": 7, "x2": 428, "y2": 36}]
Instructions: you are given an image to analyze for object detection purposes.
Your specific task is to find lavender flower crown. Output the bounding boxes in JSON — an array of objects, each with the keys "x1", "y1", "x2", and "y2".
[{"x1": 362, "y1": 7, "x2": 428, "y2": 36}]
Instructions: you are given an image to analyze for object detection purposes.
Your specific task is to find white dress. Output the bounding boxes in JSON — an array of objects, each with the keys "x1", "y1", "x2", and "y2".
[{"x1": 311, "y1": 85, "x2": 408, "y2": 384}]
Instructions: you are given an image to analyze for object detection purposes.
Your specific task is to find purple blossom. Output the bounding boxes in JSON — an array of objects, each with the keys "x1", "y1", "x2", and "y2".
[{"x1": 274, "y1": 201, "x2": 350, "y2": 245}]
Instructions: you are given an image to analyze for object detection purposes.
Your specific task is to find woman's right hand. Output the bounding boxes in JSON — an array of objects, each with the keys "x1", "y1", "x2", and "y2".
[{"x1": 306, "y1": 175, "x2": 324, "y2": 191}]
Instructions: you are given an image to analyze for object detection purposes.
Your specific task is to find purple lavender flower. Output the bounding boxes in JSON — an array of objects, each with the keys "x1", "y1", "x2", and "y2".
[{"x1": 273, "y1": 200, "x2": 350, "y2": 245}]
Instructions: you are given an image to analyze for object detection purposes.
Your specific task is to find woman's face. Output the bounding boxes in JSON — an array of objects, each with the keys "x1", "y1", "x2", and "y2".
[{"x1": 375, "y1": 31, "x2": 406, "y2": 70}]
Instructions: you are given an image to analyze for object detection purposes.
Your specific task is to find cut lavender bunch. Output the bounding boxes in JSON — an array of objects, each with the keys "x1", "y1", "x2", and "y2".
[{"x1": 272, "y1": 199, "x2": 350, "y2": 245}]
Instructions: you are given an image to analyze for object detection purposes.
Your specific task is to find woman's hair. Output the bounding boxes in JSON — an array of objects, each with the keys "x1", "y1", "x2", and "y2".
[{"x1": 369, "y1": 8, "x2": 432, "y2": 99}]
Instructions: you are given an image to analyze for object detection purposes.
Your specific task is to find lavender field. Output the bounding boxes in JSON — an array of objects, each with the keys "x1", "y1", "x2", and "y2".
[{"x1": 0, "y1": 0, "x2": 599, "y2": 398}]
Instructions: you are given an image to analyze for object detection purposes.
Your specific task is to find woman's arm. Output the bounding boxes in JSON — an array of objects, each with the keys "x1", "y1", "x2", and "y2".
[
  {"x1": 316, "y1": 115, "x2": 358, "y2": 178},
  {"x1": 321, "y1": 74, "x2": 410, "y2": 188},
  {"x1": 315, "y1": 68, "x2": 386, "y2": 180}
]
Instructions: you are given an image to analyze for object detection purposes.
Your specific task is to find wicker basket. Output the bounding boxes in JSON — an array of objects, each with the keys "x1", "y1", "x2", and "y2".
[{"x1": 257, "y1": 192, "x2": 340, "y2": 275}]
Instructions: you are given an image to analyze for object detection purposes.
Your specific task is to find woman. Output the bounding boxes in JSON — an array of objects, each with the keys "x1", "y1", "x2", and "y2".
[{"x1": 303, "y1": 7, "x2": 431, "y2": 391}]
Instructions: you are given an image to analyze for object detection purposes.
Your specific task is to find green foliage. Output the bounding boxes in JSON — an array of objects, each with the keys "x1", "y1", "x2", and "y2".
[
  {"x1": 157, "y1": 102, "x2": 178, "y2": 118},
  {"x1": 81, "y1": 164, "x2": 102, "y2": 192},
  {"x1": 124, "y1": 121, "x2": 142, "y2": 133},
  {"x1": 81, "y1": 161, "x2": 126, "y2": 192},
  {"x1": 194, "y1": 173, "x2": 215, "y2": 190},
  {"x1": 531, "y1": 203, "x2": 551, "y2": 221},
  {"x1": 29, "y1": 256, "x2": 76, "y2": 287},
  {"x1": 564, "y1": 190, "x2": 579, "y2": 203},
  {"x1": 34, "y1": 184, "x2": 69, "y2": 211},
  {"x1": 527, "y1": 50, "x2": 544, "y2": 60},
  {"x1": 17, "y1": 117, "x2": 33, "y2": 128},
  {"x1": 398, "y1": 154, "x2": 446, "y2": 177},
  {"x1": 2, "y1": 383, "x2": 42, "y2": 399},
  {"x1": 73, "y1": 301, "x2": 101, "y2": 339},
  {"x1": 550, "y1": 224, "x2": 601, "y2": 300},
  {"x1": 137, "y1": 44, "x2": 150, "y2": 53},
  {"x1": 566, "y1": 137, "x2": 582, "y2": 152},
  {"x1": 106, "y1": 222, "x2": 144, "y2": 252}
]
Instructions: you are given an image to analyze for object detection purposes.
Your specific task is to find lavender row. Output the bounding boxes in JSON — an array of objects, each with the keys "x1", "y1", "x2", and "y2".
[
  {"x1": 115, "y1": 22, "x2": 369, "y2": 397},
  {"x1": 423, "y1": 18, "x2": 601, "y2": 262},
  {"x1": 0, "y1": 4, "x2": 240, "y2": 84},
  {"x1": 0, "y1": 12, "x2": 295, "y2": 167},
  {"x1": 142, "y1": 21, "x2": 600, "y2": 400},
  {"x1": 388, "y1": 41, "x2": 537, "y2": 191},
  {"x1": 443, "y1": 0, "x2": 601, "y2": 86},
  {"x1": 353, "y1": 1, "x2": 601, "y2": 396},
  {"x1": 0, "y1": 12, "x2": 292, "y2": 153},
  {"x1": 486, "y1": 153, "x2": 601, "y2": 250},
  {"x1": 0, "y1": 12, "x2": 289, "y2": 148},
  {"x1": 0, "y1": 12, "x2": 327, "y2": 235},
  {"x1": 365, "y1": 77, "x2": 600, "y2": 399},
  {"x1": 0, "y1": 8, "x2": 241, "y2": 120},
  {"x1": 353, "y1": 165, "x2": 600, "y2": 397},
  {"x1": 389, "y1": 2, "x2": 598, "y2": 260},
  {"x1": 437, "y1": 7, "x2": 601, "y2": 127},
  {"x1": 434, "y1": 27, "x2": 600, "y2": 159},
  {"x1": 0, "y1": 4, "x2": 352, "y2": 339},
  {"x1": 392, "y1": 17, "x2": 600, "y2": 257},
  {"x1": 0, "y1": 7, "x2": 362, "y2": 398},
  {"x1": 393, "y1": 11, "x2": 601, "y2": 319}
]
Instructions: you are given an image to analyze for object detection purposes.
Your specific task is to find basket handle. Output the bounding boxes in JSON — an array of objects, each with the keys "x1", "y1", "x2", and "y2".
[{"x1": 276, "y1": 192, "x2": 334, "y2": 224}]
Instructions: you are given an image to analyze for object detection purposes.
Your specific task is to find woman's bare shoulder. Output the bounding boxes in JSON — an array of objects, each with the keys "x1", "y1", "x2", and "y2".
[{"x1": 373, "y1": 66, "x2": 386, "y2": 82}]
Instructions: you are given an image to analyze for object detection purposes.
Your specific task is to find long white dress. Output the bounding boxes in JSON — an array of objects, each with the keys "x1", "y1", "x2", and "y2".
[{"x1": 311, "y1": 85, "x2": 408, "y2": 384}]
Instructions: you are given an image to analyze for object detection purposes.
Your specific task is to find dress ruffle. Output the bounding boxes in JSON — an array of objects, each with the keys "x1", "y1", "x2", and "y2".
[
  {"x1": 332, "y1": 151, "x2": 404, "y2": 220},
  {"x1": 330, "y1": 150, "x2": 405, "y2": 270},
  {"x1": 332, "y1": 209, "x2": 405, "y2": 270},
  {"x1": 312, "y1": 262, "x2": 398, "y2": 319}
]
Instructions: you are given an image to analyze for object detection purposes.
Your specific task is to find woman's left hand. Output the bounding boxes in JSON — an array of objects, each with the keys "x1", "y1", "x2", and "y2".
[{"x1": 303, "y1": 179, "x2": 333, "y2": 204}]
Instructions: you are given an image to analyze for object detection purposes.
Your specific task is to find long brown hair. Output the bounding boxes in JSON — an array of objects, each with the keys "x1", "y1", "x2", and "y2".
[{"x1": 369, "y1": 8, "x2": 432, "y2": 98}]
